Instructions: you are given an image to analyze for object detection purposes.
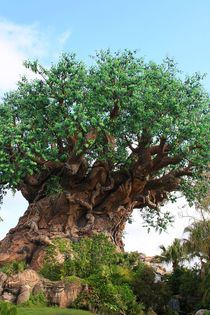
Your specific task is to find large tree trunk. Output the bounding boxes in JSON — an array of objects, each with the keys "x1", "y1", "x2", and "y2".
[
  {"x1": 0, "y1": 192, "x2": 129, "y2": 269},
  {"x1": 0, "y1": 154, "x2": 183, "y2": 270},
  {"x1": 0, "y1": 168, "x2": 136, "y2": 269}
]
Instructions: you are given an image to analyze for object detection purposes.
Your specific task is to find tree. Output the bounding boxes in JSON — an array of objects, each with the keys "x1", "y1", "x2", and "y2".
[
  {"x1": 183, "y1": 220, "x2": 210, "y2": 269},
  {"x1": 154, "y1": 238, "x2": 186, "y2": 271},
  {"x1": 0, "y1": 50, "x2": 209, "y2": 266}
]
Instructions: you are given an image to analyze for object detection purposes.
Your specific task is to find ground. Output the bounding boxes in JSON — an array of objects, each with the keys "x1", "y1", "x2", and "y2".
[{"x1": 17, "y1": 307, "x2": 96, "y2": 315}]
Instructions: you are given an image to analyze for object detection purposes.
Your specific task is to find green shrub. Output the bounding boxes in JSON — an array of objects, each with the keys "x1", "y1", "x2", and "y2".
[
  {"x1": 132, "y1": 262, "x2": 170, "y2": 313},
  {"x1": 0, "y1": 261, "x2": 27, "y2": 276},
  {"x1": 40, "y1": 238, "x2": 72, "y2": 280},
  {"x1": 0, "y1": 301, "x2": 17, "y2": 315},
  {"x1": 117, "y1": 251, "x2": 141, "y2": 270},
  {"x1": 40, "y1": 263, "x2": 63, "y2": 281},
  {"x1": 41, "y1": 234, "x2": 117, "y2": 280},
  {"x1": 74, "y1": 278, "x2": 144, "y2": 315},
  {"x1": 40, "y1": 234, "x2": 152, "y2": 313},
  {"x1": 179, "y1": 268, "x2": 200, "y2": 297},
  {"x1": 66, "y1": 234, "x2": 117, "y2": 278},
  {"x1": 20, "y1": 291, "x2": 47, "y2": 307},
  {"x1": 111, "y1": 265, "x2": 134, "y2": 285}
]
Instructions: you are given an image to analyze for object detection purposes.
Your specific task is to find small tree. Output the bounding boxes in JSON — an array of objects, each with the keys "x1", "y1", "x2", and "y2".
[
  {"x1": 183, "y1": 220, "x2": 210, "y2": 275},
  {"x1": 0, "y1": 50, "x2": 209, "y2": 266},
  {"x1": 155, "y1": 238, "x2": 186, "y2": 271}
]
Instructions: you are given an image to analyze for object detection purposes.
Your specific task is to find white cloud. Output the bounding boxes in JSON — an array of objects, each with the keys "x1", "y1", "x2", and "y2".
[
  {"x1": 0, "y1": 18, "x2": 72, "y2": 240},
  {"x1": 0, "y1": 20, "x2": 48, "y2": 94},
  {"x1": 0, "y1": 19, "x2": 72, "y2": 95},
  {"x1": 58, "y1": 30, "x2": 71, "y2": 45}
]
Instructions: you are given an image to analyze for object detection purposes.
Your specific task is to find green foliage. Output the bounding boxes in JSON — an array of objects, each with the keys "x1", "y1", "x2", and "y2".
[
  {"x1": 40, "y1": 238, "x2": 72, "y2": 281},
  {"x1": 155, "y1": 238, "x2": 186, "y2": 271},
  {"x1": 132, "y1": 262, "x2": 170, "y2": 313},
  {"x1": 66, "y1": 234, "x2": 117, "y2": 278},
  {"x1": 0, "y1": 301, "x2": 17, "y2": 315},
  {"x1": 40, "y1": 263, "x2": 63, "y2": 281},
  {"x1": 40, "y1": 234, "x2": 145, "y2": 314},
  {"x1": 41, "y1": 234, "x2": 117, "y2": 280},
  {"x1": 45, "y1": 176, "x2": 63, "y2": 195},
  {"x1": 16, "y1": 307, "x2": 96, "y2": 315},
  {"x1": 179, "y1": 268, "x2": 200, "y2": 297},
  {"x1": 111, "y1": 265, "x2": 134, "y2": 285},
  {"x1": 141, "y1": 207, "x2": 175, "y2": 233},
  {"x1": 20, "y1": 291, "x2": 47, "y2": 307},
  {"x1": 183, "y1": 220, "x2": 210, "y2": 262},
  {"x1": 166, "y1": 266, "x2": 210, "y2": 313},
  {"x1": 0, "y1": 260, "x2": 27, "y2": 276},
  {"x1": 74, "y1": 272, "x2": 144, "y2": 315},
  {"x1": 117, "y1": 251, "x2": 141, "y2": 270},
  {"x1": 200, "y1": 262, "x2": 210, "y2": 308}
]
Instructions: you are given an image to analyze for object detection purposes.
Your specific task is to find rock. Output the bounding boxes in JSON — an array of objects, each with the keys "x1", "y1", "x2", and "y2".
[
  {"x1": 1, "y1": 291, "x2": 16, "y2": 303},
  {"x1": 5, "y1": 269, "x2": 40, "y2": 289},
  {"x1": 30, "y1": 248, "x2": 47, "y2": 271},
  {"x1": 0, "y1": 269, "x2": 83, "y2": 308},
  {"x1": 147, "y1": 307, "x2": 157, "y2": 315},
  {"x1": 59, "y1": 281, "x2": 83, "y2": 308},
  {"x1": 44, "y1": 279, "x2": 83, "y2": 308},
  {"x1": 0, "y1": 272, "x2": 7, "y2": 297},
  {"x1": 0, "y1": 272, "x2": 7, "y2": 286},
  {"x1": 195, "y1": 310, "x2": 210, "y2": 315},
  {"x1": 53, "y1": 249, "x2": 65, "y2": 264},
  {"x1": 32, "y1": 282, "x2": 44, "y2": 295},
  {"x1": 16, "y1": 284, "x2": 31, "y2": 304}
]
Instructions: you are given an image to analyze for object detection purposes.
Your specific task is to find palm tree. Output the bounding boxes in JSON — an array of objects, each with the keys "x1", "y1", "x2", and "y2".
[
  {"x1": 154, "y1": 238, "x2": 186, "y2": 271},
  {"x1": 183, "y1": 220, "x2": 210, "y2": 276}
]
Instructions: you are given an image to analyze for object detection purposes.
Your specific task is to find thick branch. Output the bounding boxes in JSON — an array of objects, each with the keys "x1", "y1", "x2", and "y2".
[
  {"x1": 145, "y1": 173, "x2": 181, "y2": 192},
  {"x1": 151, "y1": 155, "x2": 183, "y2": 172}
]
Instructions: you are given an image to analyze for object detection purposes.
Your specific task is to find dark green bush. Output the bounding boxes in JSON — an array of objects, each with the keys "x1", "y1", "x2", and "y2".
[
  {"x1": 73, "y1": 271, "x2": 144, "y2": 315},
  {"x1": 132, "y1": 262, "x2": 170, "y2": 313}
]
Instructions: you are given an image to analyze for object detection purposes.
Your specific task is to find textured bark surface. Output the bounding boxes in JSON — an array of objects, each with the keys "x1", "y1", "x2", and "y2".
[{"x1": 0, "y1": 141, "x2": 190, "y2": 268}]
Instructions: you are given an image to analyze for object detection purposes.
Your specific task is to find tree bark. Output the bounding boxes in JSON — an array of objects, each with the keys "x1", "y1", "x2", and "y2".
[{"x1": 0, "y1": 151, "x2": 189, "y2": 269}]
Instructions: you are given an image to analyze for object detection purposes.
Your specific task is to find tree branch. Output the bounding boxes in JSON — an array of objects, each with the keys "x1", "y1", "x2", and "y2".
[{"x1": 151, "y1": 155, "x2": 183, "y2": 172}]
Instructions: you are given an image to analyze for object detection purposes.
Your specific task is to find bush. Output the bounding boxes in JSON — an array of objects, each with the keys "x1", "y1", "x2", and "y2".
[
  {"x1": 19, "y1": 291, "x2": 47, "y2": 307},
  {"x1": 74, "y1": 272, "x2": 144, "y2": 315},
  {"x1": 65, "y1": 234, "x2": 117, "y2": 278},
  {"x1": 179, "y1": 268, "x2": 200, "y2": 297},
  {"x1": 40, "y1": 234, "x2": 157, "y2": 313},
  {"x1": 41, "y1": 234, "x2": 117, "y2": 280},
  {"x1": 132, "y1": 262, "x2": 170, "y2": 313},
  {"x1": 0, "y1": 261, "x2": 27, "y2": 276},
  {"x1": 40, "y1": 238, "x2": 72, "y2": 280}
]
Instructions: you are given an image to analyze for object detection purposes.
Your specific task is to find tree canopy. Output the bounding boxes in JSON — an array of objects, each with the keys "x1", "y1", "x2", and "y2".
[{"x1": 0, "y1": 50, "x2": 209, "y2": 216}]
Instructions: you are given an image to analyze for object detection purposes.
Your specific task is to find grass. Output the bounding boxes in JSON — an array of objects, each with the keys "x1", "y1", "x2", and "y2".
[{"x1": 17, "y1": 307, "x2": 95, "y2": 315}]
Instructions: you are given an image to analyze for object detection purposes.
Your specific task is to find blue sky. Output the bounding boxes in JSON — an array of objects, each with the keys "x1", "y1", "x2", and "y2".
[
  {"x1": 2, "y1": 0, "x2": 210, "y2": 83},
  {"x1": 0, "y1": 0, "x2": 209, "y2": 255}
]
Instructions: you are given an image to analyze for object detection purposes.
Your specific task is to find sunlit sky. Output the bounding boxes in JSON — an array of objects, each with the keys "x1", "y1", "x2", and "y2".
[{"x1": 0, "y1": 0, "x2": 209, "y2": 255}]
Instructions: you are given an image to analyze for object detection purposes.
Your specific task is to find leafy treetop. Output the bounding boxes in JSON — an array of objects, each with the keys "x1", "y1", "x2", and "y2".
[{"x1": 0, "y1": 50, "x2": 209, "y2": 205}]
